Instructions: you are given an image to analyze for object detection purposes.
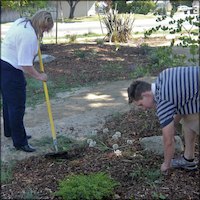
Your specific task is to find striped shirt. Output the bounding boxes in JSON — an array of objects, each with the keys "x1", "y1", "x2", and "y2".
[{"x1": 154, "y1": 66, "x2": 200, "y2": 128}]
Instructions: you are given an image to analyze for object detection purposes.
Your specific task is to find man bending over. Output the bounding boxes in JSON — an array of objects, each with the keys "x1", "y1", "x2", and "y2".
[{"x1": 127, "y1": 66, "x2": 199, "y2": 172}]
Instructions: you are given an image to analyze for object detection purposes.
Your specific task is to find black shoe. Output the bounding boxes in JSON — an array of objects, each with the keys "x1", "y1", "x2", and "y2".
[
  {"x1": 26, "y1": 135, "x2": 32, "y2": 139},
  {"x1": 15, "y1": 144, "x2": 36, "y2": 152}
]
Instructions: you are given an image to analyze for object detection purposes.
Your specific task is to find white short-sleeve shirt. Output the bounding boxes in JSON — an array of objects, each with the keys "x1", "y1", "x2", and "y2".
[{"x1": 1, "y1": 18, "x2": 38, "y2": 71}]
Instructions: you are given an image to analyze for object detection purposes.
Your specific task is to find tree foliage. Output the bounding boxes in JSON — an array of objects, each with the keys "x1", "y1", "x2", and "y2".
[
  {"x1": 129, "y1": 0, "x2": 156, "y2": 15},
  {"x1": 169, "y1": 0, "x2": 193, "y2": 16},
  {"x1": 111, "y1": 0, "x2": 156, "y2": 14},
  {"x1": 145, "y1": 1, "x2": 199, "y2": 65},
  {"x1": 1, "y1": 0, "x2": 48, "y2": 16}
]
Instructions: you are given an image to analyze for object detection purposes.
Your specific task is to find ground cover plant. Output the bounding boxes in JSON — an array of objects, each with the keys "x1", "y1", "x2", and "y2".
[{"x1": 1, "y1": 40, "x2": 199, "y2": 199}]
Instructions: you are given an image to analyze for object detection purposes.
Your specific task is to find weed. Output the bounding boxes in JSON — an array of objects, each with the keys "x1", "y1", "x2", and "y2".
[
  {"x1": 148, "y1": 46, "x2": 186, "y2": 68},
  {"x1": 74, "y1": 50, "x2": 86, "y2": 58},
  {"x1": 1, "y1": 161, "x2": 15, "y2": 184},
  {"x1": 83, "y1": 32, "x2": 103, "y2": 38},
  {"x1": 129, "y1": 65, "x2": 150, "y2": 79},
  {"x1": 32, "y1": 135, "x2": 84, "y2": 152},
  {"x1": 96, "y1": 38, "x2": 104, "y2": 45},
  {"x1": 68, "y1": 34, "x2": 77, "y2": 43},
  {"x1": 111, "y1": 112, "x2": 123, "y2": 121},
  {"x1": 130, "y1": 167, "x2": 162, "y2": 183},
  {"x1": 21, "y1": 188, "x2": 39, "y2": 199},
  {"x1": 55, "y1": 172, "x2": 119, "y2": 200},
  {"x1": 152, "y1": 191, "x2": 167, "y2": 199},
  {"x1": 101, "y1": 63, "x2": 123, "y2": 73}
]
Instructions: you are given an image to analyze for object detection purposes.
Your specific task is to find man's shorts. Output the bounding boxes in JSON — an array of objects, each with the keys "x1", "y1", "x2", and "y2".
[{"x1": 180, "y1": 113, "x2": 199, "y2": 134}]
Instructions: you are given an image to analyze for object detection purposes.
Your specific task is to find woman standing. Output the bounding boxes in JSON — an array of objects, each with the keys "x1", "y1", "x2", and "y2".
[{"x1": 1, "y1": 11, "x2": 54, "y2": 152}]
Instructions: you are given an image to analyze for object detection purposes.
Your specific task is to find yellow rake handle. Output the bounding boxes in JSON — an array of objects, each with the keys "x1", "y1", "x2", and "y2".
[{"x1": 38, "y1": 43, "x2": 57, "y2": 149}]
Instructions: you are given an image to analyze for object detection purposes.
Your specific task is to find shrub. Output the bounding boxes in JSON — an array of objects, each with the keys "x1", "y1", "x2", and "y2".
[
  {"x1": 145, "y1": 10, "x2": 199, "y2": 65},
  {"x1": 95, "y1": 38, "x2": 104, "y2": 45},
  {"x1": 129, "y1": 0, "x2": 156, "y2": 15},
  {"x1": 55, "y1": 172, "x2": 119, "y2": 200},
  {"x1": 1, "y1": 161, "x2": 15, "y2": 184},
  {"x1": 102, "y1": 7, "x2": 135, "y2": 43},
  {"x1": 68, "y1": 34, "x2": 77, "y2": 43}
]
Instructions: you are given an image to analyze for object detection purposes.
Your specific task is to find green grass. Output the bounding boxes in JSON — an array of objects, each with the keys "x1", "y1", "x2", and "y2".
[
  {"x1": 129, "y1": 65, "x2": 151, "y2": 79},
  {"x1": 56, "y1": 14, "x2": 156, "y2": 23},
  {"x1": 65, "y1": 32, "x2": 104, "y2": 39},
  {"x1": 101, "y1": 63, "x2": 124, "y2": 73},
  {"x1": 57, "y1": 15, "x2": 100, "y2": 23},
  {"x1": 20, "y1": 188, "x2": 39, "y2": 199},
  {"x1": 32, "y1": 135, "x2": 85, "y2": 152},
  {"x1": 1, "y1": 161, "x2": 15, "y2": 184},
  {"x1": 25, "y1": 76, "x2": 74, "y2": 107},
  {"x1": 130, "y1": 167, "x2": 162, "y2": 183}
]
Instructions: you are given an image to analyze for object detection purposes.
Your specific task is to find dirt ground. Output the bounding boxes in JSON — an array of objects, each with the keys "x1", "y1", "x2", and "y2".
[{"x1": 1, "y1": 41, "x2": 199, "y2": 200}]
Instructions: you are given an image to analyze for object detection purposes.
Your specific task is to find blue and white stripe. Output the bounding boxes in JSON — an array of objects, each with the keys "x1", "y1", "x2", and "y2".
[{"x1": 154, "y1": 66, "x2": 199, "y2": 128}]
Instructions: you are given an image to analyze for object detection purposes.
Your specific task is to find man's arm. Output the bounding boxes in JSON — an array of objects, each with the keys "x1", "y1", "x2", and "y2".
[
  {"x1": 161, "y1": 120, "x2": 175, "y2": 172},
  {"x1": 22, "y1": 66, "x2": 47, "y2": 81}
]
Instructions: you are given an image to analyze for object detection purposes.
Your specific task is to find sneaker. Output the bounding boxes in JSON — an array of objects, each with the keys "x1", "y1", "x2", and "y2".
[{"x1": 171, "y1": 156, "x2": 198, "y2": 170}]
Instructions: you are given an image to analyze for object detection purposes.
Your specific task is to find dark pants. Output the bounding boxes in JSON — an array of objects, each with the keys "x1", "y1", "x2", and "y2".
[{"x1": 0, "y1": 59, "x2": 28, "y2": 147}]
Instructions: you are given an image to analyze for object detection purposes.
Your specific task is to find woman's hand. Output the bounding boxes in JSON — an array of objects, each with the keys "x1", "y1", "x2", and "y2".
[
  {"x1": 39, "y1": 73, "x2": 47, "y2": 81},
  {"x1": 22, "y1": 66, "x2": 47, "y2": 81}
]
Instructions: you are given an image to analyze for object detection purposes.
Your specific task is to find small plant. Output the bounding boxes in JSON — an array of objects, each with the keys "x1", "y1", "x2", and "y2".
[
  {"x1": 129, "y1": 65, "x2": 150, "y2": 79},
  {"x1": 32, "y1": 135, "x2": 84, "y2": 152},
  {"x1": 145, "y1": 10, "x2": 199, "y2": 66},
  {"x1": 21, "y1": 188, "x2": 39, "y2": 199},
  {"x1": 102, "y1": 6, "x2": 135, "y2": 43},
  {"x1": 68, "y1": 34, "x2": 77, "y2": 43},
  {"x1": 1, "y1": 161, "x2": 15, "y2": 184},
  {"x1": 96, "y1": 38, "x2": 104, "y2": 45},
  {"x1": 55, "y1": 172, "x2": 119, "y2": 200},
  {"x1": 148, "y1": 46, "x2": 186, "y2": 68},
  {"x1": 74, "y1": 50, "x2": 86, "y2": 58},
  {"x1": 101, "y1": 63, "x2": 123, "y2": 73},
  {"x1": 152, "y1": 191, "x2": 167, "y2": 200},
  {"x1": 130, "y1": 167, "x2": 162, "y2": 183},
  {"x1": 138, "y1": 43, "x2": 152, "y2": 55}
]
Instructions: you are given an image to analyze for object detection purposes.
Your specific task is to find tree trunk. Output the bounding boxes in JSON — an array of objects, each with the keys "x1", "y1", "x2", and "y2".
[
  {"x1": 59, "y1": 1, "x2": 64, "y2": 22},
  {"x1": 67, "y1": 0, "x2": 80, "y2": 19},
  {"x1": 69, "y1": 5, "x2": 75, "y2": 19}
]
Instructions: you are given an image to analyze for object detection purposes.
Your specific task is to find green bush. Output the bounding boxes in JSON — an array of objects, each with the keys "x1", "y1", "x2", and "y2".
[
  {"x1": 55, "y1": 172, "x2": 119, "y2": 200},
  {"x1": 1, "y1": 161, "x2": 15, "y2": 184},
  {"x1": 96, "y1": 38, "x2": 104, "y2": 45},
  {"x1": 129, "y1": 0, "x2": 156, "y2": 15},
  {"x1": 68, "y1": 34, "x2": 77, "y2": 43},
  {"x1": 148, "y1": 46, "x2": 186, "y2": 68},
  {"x1": 113, "y1": 1, "x2": 129, "y2": 13}
]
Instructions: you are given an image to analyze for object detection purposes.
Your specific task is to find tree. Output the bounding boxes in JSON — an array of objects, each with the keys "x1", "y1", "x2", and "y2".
[
  {"x1": 169, "y1": 0, "x2": 193, "y2": 15},
  {"x1": 145, "y1": 0, "x2": 199, "y2": 65},
  {"x1": 66, "y1": 0, "x2": 80, "y2": 19},
  {"x1": 1, "y1": 0, "x2": 48, "y2": 17}
]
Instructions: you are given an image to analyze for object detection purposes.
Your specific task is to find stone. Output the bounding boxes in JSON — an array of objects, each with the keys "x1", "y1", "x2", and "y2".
[
  {"x1": 140, "y1": 135, "x2": 184, "y2": 155},
  {"x1": 34, "y1": 54, "x2": 56, "y2": 63}
]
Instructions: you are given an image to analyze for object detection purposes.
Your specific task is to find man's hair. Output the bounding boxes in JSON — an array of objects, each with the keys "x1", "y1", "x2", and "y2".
[
  {"x1": 31, "y1": 10, "x2": 54, "y2": 38},
  {"x1": 127, "y1": 80, "x2": 151, "y2": 103}
]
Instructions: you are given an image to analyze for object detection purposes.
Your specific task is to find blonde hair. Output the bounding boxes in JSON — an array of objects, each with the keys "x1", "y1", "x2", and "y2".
[{"x1": 31, "y1": 10, "x2": 54, "y2": 38}]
